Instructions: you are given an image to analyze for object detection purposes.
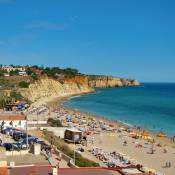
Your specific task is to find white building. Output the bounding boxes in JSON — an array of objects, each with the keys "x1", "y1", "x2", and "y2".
[
  {"x1": 0, "y1": 113, "x2": 27, "y2": 130},
  {"x1": 1, "y1": 66, "x2": 26, "y2": 73},
  {"x1": 18, "y1": 71, "x2": 27, "y2": 76}
]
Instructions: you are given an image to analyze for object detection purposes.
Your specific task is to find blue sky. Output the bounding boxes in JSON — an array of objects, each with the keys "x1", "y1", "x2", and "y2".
[{"x1": 0, "y1": 0, "x2": 175, "y2": 82}]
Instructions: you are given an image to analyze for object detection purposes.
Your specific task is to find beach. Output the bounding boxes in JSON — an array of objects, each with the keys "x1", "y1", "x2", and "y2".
[{"x1": 26, "y1": 93, "x2": 175, "y2": 175}]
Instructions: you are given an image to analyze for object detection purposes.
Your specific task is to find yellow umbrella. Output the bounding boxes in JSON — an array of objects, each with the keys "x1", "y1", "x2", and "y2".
[
  {"x1": 157, "y1": 131, "x2": 167, "y2": 138},
  {"x1": 142, "y1": 131, "x2": 150, "y2": 137}
]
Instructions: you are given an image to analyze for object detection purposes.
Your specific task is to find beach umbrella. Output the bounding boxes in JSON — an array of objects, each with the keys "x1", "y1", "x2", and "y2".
[
  {"x1": 148, "y1": 168, "x2": 156, "y2": 173},
  {"x1": 109, "y1": 124, "x2": 114, "y2": 127},
  {"x1": 142, "y1": 131, "x2": 151, "y2": 140},
  {"x1": 142, "y1": 131, "x2": 150, "y2": 137},
  {"x1": 157, "y1": 131, "x2": 167, "y2": 138},
  {"x1": 119, "y1": 127, "x2": 126, "y2": 131},
  {"x1": 129, "y1": 132, "x2": 137, "y2": 136}
]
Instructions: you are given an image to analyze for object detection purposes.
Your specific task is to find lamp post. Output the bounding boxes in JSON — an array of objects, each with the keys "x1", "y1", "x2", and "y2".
[
  {"x1": 73, "y1": 134, "x2": 79, "y2": 165},
  {"x1": 26, "y1": 116, "x2": 28, "y2": 149},
  {"x1": 37, "y1": 112, "x2": 39, "y2": 129},
  {"x1": 74, "y1": 137, "x2": 76, "y2": 165}
]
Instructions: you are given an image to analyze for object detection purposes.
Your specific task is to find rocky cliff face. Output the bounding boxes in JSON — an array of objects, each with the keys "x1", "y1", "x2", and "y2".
[
  {"x1": 20, "y1": 76, "x2": 140, "y2": 102},
  {"x1": 20, "y1": 77, "x2": 93, "y2": 102},
  {"x1": 88, "y1": 76, "x2": 125, "y2": 88},
  {"x1": 88, "y1": 76, "x2": 140, "y2": 88}
]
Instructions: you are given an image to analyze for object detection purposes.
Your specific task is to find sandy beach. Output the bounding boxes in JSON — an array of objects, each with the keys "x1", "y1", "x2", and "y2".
[{"x1": 26, "y1": 94, "x2": 175, "y2": 175}]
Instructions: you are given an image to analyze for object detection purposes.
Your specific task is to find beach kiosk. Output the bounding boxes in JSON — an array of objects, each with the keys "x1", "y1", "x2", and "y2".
[{"x1": 64, "y1": 128, "x2": 82, "y2": 143}]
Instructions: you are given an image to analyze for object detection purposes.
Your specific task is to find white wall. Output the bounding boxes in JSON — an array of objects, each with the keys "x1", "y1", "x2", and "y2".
[
  {"x1": 0, "y1": 120, "x2": 26, "y2": 129},
  {"x1": 28, "y1": 121, "x2": 47, "y2": 124}
]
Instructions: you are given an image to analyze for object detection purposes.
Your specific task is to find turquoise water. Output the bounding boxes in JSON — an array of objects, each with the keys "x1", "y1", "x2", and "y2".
[{"x1": 64, "y1": 83, "x2": 175, "y2": 136}]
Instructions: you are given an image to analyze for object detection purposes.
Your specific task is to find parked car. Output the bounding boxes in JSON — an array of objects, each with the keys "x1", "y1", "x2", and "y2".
[
  {"x1": 3, "y1": 143, "x2": 20, "y2": 151},
  {"x1": 36, "y1": 140, "x2": 45, "y2": 144},
  {"x1": 13, "y1": 142, "x2": 27, "y2": 150},
  {"x1": 9, "y1": 129, "x2": 19, "y2": 136},
  {"x1": 13, "y1": 133, "x2": 28, "y2": 141},
  {"x1": 22, "y1": 136, "x2": 38, "y2": 145},
  {"x1": 2, "y1": 128, "x2": 13, "y2": 135},
  {"x1": 12, "y1": 131, "x2": 23, "y2": 139}
]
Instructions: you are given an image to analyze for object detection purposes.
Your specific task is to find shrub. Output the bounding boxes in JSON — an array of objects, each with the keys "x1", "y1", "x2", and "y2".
[
  {"x1": 31, "y1": 73, "x2": 39, "y2": 80},
  {"x1": 18, "y1": 81, "x2": 30, "y2": 88},
  {"x1": 9, "y1": 70, "x2": 19, "y2": 76},
  {"x1": 0, "y1": 98, "x2": 6, "y2": 109},
  {"x1": 47, "y1": 118, "x2": 63, "y2": 127},
  {"x1": 10, "y1": 91, "x2": 23, "y2": 101}
]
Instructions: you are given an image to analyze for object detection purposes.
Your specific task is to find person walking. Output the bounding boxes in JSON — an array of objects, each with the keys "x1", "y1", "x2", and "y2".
[{"x1": 168, "y1": 162, "x2": 171, "y2": 168}]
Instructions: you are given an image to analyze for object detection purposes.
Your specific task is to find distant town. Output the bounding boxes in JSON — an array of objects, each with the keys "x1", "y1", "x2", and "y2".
[{"x1": 0, "y1": 65, "x2": 80, "y2": 78}]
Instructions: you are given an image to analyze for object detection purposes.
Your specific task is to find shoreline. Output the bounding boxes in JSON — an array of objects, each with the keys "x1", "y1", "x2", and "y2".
[
  {"x1": 28, "y1": 89, "x2": 175, "y2": 174},
  {"x1": 45, "y1": 91, "x2": 175, "y2": 147}
]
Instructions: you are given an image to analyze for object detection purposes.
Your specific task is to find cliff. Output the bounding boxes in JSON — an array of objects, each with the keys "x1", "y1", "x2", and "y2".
[
  {"x1": 88, "y1": 76, "x2": 139, "y2": 88},
  {"x1": 20, "y1": 77, "x2": 93, "y2": 102},
  {"x1": 20, "y1": 76, "x2": 140, "y2": 102}
]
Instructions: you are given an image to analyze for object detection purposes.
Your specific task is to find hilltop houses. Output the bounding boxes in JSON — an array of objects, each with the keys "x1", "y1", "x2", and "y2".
[
  {"x1": 1, "y1": 66, "x2": 26, "y2": 73},
  {"x1": 0, "y1": 65, "x2": 27, "y2": 76}
]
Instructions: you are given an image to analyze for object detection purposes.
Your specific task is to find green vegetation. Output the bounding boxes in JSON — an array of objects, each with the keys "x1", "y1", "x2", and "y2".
[
  {"x1": 47, "y1": 118, "x2": 63, "y2": 127},
  {"x1": 0, "y1": 76, "x2": 32, "y2": 90},
  {"x1": 10, "y1": 91, "x2": 23, "y2": 101},
  {"x1": 0, "y1": 98, "x2": 6, "y2": 109},
  {"x1": 0, "y1": 69, "x2": 8, "y2": 77},
  {"x1": 0, "y1": 90, "x2": 27, "y2": 109},
  {"x1": 27, "y1": 66, "x2": 79, "y2": 79},
  {"x1": 26, "y1": 67, "x2": 33, "y2": 75},
  {"x1": 0, "y1": 78, "x2": 14, "y2": 88},
  {"x1": 43, "y1": 131, "x2": 99, "y2": 167},
  {"x1": 9, "y1": 70, "x2": 19, "y2": 76},
  {"x1": 31, "y1": 73, "x2": 39, "y2": 80},
  {"x1": 18, "y1": 81, "x2": 30, "y2": 88},
  {"x1": 1, "y1": 65, "x2": 80, "y2": 80},
  {"x1": 43, "y1": 67, "x2": 79, "y2": 79}
]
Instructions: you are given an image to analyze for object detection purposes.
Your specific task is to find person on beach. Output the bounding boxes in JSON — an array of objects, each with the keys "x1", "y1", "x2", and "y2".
[
  {"x1": 92, "y1": 137, "x2": 94, "y2": 145},
  {"x1": 163, "y1": 148, "x2": 167, "y2": 153},
  {"x1": 165, "y1": 161, "x2": 171, "y2": 168},
  {"x1": 123, "y1": 140, "x2": 127, "y2": 146}
]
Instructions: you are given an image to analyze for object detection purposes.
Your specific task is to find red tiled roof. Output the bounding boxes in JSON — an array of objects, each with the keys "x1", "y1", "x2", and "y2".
[
  {"x1": 8, "y1": 166, "x2": 156, "y2": 175},
  {"x1": 0, "y1": 114, "x2": 26, "y2": 121},
  {"x1": 0, "y1": 167, "x2": 8, "y2": 175},
  {"x1": 9, "y1": 167, "x2": 125, "y2": 175}
]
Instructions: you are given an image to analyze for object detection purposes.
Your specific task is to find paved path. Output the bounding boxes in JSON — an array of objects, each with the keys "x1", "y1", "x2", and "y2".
[
  {"x1": 29, "y1": 130, "x2": 70, "y2": 168},
  {"x1": 51, "y1": 152, "x2": 69, "y2": 168},
  {"x1": 42, "y1": 149, "x2": 69, "y2": 168}
]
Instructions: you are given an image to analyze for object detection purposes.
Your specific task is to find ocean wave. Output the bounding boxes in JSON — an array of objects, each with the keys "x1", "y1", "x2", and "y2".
[{"x1": 69, "y1": 95, "x2": 81, "y2": 100}]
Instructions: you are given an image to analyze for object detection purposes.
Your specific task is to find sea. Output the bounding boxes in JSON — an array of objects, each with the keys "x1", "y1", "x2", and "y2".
[{"x1": 64, "y1": 83, "x2": 175, "y2": 137}]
